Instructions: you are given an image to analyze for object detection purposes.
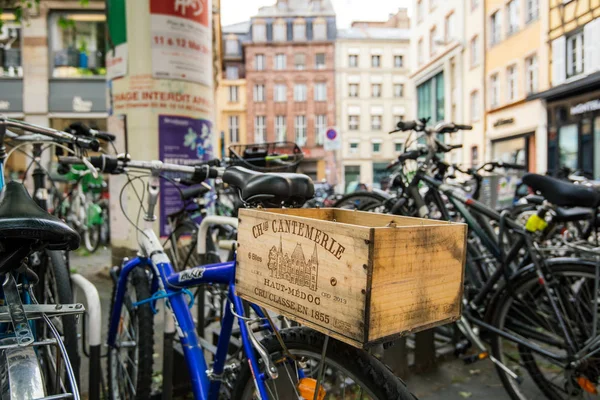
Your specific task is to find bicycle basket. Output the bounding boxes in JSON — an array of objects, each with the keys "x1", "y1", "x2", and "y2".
[{"x1": 228, "y1": 142, "x2": 304, "y2": 172}]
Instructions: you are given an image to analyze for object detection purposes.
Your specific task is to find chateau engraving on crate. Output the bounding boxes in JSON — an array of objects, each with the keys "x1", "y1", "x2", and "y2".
[{"x1": 236, "y1": 208, "x2": 467, "y2": 349}]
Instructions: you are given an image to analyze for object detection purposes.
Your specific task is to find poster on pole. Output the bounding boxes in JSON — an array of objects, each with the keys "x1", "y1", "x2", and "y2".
[
  {"x1": 158, "y1": 115, "x2": 213, "y2": 236},
  {"x1": 150, "y1": 0, "x2": 212, "y2": 86}
]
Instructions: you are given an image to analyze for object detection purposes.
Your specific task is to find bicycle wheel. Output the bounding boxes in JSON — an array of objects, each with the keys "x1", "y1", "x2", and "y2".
[
  {"x1": 36, "y1": 250, "x2": 80, "y2": 391},
  {"x1": 333, "y1": 192, "x2": 388, "y2": 210},
  {"x1": 231, "y1": 327, "x2": 416, "y2": 400},
  {"x1": 84, "y1": 224, "x2": 101, "y2": 253},
  {"x1": 107, "y1": 268, "x2": 154, "y2": 400},
  {"x1": 490, "y1": 262, "x2": 600, "y2": 400}
]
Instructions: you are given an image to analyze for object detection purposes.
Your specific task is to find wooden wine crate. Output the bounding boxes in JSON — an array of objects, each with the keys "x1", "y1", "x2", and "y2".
[{"x1": 235, "y1": 208, "x2": 467, "y2": 349}]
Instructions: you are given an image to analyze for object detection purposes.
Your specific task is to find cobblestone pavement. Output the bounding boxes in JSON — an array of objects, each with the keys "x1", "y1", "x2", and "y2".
[{"x1": 70, "y1": 248, "x2": 510, "y2": 399}]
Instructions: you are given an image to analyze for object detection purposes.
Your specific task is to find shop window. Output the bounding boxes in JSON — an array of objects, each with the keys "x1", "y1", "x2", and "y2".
[
  {"x1": 558, "y1": 124, "x2": 578, "y2": 171},
  {"x1": 50, "y1": 12, "x2": 106, "y2": 78},
  {"x1": 344, "y1": 165, "x2": 360, "y2": 192},
  {"x1": 0, "y1": 19, "x2": 22, "y2": 77},
  {"x1": 594, "y1": 117, "x2": 600, "y2": 179},
  {"x1": 373, "y1": 163, "x2": 389, "y2": 189},
  {"x1": 581, "y1": 118, "x2": 593, "y2": 177}
]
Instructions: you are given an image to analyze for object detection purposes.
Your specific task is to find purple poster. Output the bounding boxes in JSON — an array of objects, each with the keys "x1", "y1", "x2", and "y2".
[{"x1": 158, "y1": 115, "x2": 213, "y2": 236}]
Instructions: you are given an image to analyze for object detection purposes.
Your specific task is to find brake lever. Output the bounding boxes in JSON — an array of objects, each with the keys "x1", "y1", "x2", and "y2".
[{"x1": 82, "y1": 157, "x2": 99, "y2": 179}]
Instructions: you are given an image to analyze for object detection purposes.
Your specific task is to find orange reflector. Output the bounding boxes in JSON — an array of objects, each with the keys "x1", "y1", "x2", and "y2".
[
  {"x1": 478, "y1": 352, "x2": 489, "y2": 360},
  {"x1": 577, "y1": 377, "x2": 598, "y2": 394},
  {"x1": 297, "y1": 378, "x2": 326, "y2": 400}
]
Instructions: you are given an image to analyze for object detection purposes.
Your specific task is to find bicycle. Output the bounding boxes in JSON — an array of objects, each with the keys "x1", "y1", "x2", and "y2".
[
  {"x1": 0, "y1": 116, "x2": 100, "y2": 399},
  {"x1": 59, "y1": 153, "x2": 416, "y2": 400}
]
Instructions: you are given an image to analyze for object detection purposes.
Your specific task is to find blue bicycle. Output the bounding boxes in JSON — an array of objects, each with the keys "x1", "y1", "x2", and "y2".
[{"x1": 59, "y1": 154, "x2": 415, "y2": 400}]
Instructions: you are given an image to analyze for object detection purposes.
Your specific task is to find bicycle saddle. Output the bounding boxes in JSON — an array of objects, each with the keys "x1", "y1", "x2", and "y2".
[
  {"x1": 522, "y1": 173, "x2": 600, "y2": 209},
  {"x1": 222, "y1": 166, "x2": 314, "y2": 206},
  {"x1": 0, "y1": 181, "x2": 80, "y2": 250}
]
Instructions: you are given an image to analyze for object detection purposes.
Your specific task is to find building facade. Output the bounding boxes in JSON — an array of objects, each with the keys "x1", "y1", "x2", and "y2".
[
  {"x1": 216, "y1": 22, "x2": 250, "y2": 158},
  {"x1": 532, "y1": 0, "x2": 600, "y2": 178},
  {"x1": 336, "y1": 14, "x2": 412, "y2": 190},
  {"x1": 244, "y1": 0, "x2": 337, "y2": 181},
  {"x1": 0, "y1": 1, "x2": 108, "y2": 174},
  {"x1": 410, "y1": 0, "x2": 484, "y2": 166},
  {"x1": 485, "y1": 0, "x2": 549, "y2": 172}
]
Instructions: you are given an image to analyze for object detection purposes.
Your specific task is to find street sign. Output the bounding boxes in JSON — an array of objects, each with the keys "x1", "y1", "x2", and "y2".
[{"x1": 324, "y1": 127, "x2": 340, "y2": 151}]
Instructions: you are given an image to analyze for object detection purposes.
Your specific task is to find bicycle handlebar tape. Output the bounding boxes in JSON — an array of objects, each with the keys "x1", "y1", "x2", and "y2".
[
  {"x1": 89, "y1": 155, "x2": 119, "y2": 173},
  {"x1": 190, "y1": 158, "x2": 221, "y2": 167}
]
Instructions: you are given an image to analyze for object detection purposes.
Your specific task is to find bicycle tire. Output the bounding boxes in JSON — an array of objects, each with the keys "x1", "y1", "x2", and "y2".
[
  {"x1": 36, "y1": 250, "x2": 81, "y2": 390},
  {"x1": 489, "y1": 262, "x2": 599, "y2": 400},
  {"x1": 84, "y1": 225, "x2": 101, "y2": 253},
  {"x1": 231, "y1": 326, "x2": 416, "y2": 400},
  {"x1": 107, "y1": 268, "x2": 154, "y2": 400},
  {"x1": 333, "y1": 192, "x2": 388, "y2": 210}
]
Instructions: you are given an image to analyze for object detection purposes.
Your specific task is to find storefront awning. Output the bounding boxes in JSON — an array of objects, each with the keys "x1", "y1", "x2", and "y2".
[{"x1": 528, "y1": 71, "x2": 600, "y2": 102}]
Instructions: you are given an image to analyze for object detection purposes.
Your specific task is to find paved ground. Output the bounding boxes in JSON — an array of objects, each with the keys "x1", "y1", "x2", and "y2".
[{"x1": 70, "y1": 248, "x2": 511, "y2": 399}]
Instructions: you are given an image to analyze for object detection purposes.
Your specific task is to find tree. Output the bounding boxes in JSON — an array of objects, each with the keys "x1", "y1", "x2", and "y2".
[{"x1": 0, "y1": 0, "x2": 88, "y2": 29}]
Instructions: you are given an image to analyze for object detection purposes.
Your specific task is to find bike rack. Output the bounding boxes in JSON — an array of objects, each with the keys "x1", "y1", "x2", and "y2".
[{"x1": 71, "y1": 273, "x2": 102, "y2": 400}]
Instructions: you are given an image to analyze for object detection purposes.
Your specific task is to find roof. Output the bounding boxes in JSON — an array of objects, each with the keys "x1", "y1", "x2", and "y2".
[
  {"x1": 337, "y1": 27, "x2": 410, "y2": 40},
  {"x1": 223, "y1": 21, "x2": 251, "y2": 34},
  {"x1": 254, "y1": 0, "x2": 335, "y2": 18}
]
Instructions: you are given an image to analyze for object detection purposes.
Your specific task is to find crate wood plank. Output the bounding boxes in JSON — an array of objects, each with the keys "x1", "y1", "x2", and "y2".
[
  {"x1": 368, "y1": 224, "x2": 467, "y2": 341},
  {"x1": 331, "y1": 208, "x2": 452, "y2": 227},
  {"x1": 236, "y1": 208, "x2": 371, "y2": 344}
]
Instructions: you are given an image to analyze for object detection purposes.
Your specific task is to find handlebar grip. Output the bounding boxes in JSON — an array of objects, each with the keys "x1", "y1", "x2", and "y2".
[
  {"x1": 449, "y1": 144, "x2": 463, "y2": 150},
  {"x1": 497, "y1": 161, "x2": 526, "y2": 170},
  {"x1": 88, "y1": 155, "x2": 120, "y2": 173},
  {"x1": 95, "y1": 132, "x2": 116, "y2": 142},
  {"x1": 189, "y1": 158, "x2": 221, "y2": 167},
  {"x1": 397, "y1": 120, "x2": 417, "y2": 131},
  {"x1": 398, "y1": 149, "x2": 423, "y2": 162},
  {"x1": 455, "y1": 124, "x2": 473, "y2": 130}
]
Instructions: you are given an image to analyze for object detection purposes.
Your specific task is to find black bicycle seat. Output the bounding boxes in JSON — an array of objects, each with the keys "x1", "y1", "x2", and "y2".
[
  {"x1": 222, "y1": 166, "x2": 314, "y2": 206},
  {"x1": 0, "y1": 182, "x2": 80, "y2": 250},
  {"x1": 522, "y1": 174, "x2": 600, "y2": 209}
]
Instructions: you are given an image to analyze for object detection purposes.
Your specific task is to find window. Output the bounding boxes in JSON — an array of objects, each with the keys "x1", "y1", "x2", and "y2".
[
  {"x1": 445, "y1": 12, "x2": 455, "y2": 42},
  {"x1": 417, "y1": 72, "x2": 444, "y2": 123},
  {"x1": 418, "y1": 38, "x2": 424, "y2": 65},
  {"x1": 372, "y1": 142, "x2": 381, "y2": 153},
  {"x1": 275, "y1": 54, "x2": 286, "y2": 70},
  {"x1": 315, "y1": 115, "x2": 327, "y2": 145},
  {"x1": 313, "y1": 19, "x2": 327, "y2": 40},
  {"x1": 315, "y1": 53, "x2": 326, "y2": 69},
  {"x1": 294, "y1": 53, "x2": 306, "y2": 70},
  {"x1": 275, "y1": 116, "x2": 286, "y2": 142},
  {"x1": 394, "y1": 55, "x2": 403, "y2": 68},
  {"x1": 417, "y1": 0, "x2": 424, "y2": 22},
  {"x1": 295, "y1": 115, "x2": 307, "y2": 145},
  {"x1": 394, "y1": 142, "x2": 404, "y2": 153},
  {"x1": 349, "y1": 83, "x2": 359, "y2": 97},
  {"x1": 225, "y1": 39, "x2": 238, "y2": 55},
  {"x1": 253, "y1": 22, "x2": 266, "y2": 42},
  {"x1": 254, "y1": 116, "x2": 266, "y2": 142},
  {"x1": 371, "y1": 84, "x2": 381, "y2": 98},
  {"x1": 253, "y1": 84, "x2": 265, "y2": 102},
  {"x1": 430, "y1": 26, "x2": 438, "y2": 56},
  {"x1": 371, "y1": 55, "x2": 381, "y2": 68},
  {"x1": 348, "y1": 54, "x2": 358, "y2": 67},
  {"x1": 507, "y1": 0, "x2": 519, "y2": 35},
  {"x1": 255, "y1": 54, "x2": 265, "y2": 71},
  {"x1": 471, "y1": 146, "x2": 479, "y2": 166},
  {"x1": 490, "y1": 11, "x2": 501, "y2": 45},
  {"x1": 349, "y1": 115, "x2": 359, "y2": 130},
  {"x1": 225, "y1": 66, "x2": 239, "y2": 79},
  {"x1": 371, "y1": 115, "x2": 382, "y2": 130},
  {"x1": 293, "y1": 19, "x2": 306, "y2": 41},
  {"x1": 507, "y1": 65, "x2": 517, "y2": 101},
  {"x1": 471, "y1": 0, "x2": 479, "y2": 10},
  {"x1": 526, "y1": 0, "x2": 539, "y2": 22},
  {"x1": 349, "y1": 142, "x2": 359, "y2": 154},
  {"x1": 470, "y1": 91, "x2": 480, "y2": 121},
  {"x1": 566, "y1": 31, "x2": 584, "y2": 78},
  {"x1": 314, "y1": 82, "x2": 327, "y2": 101},
  {"x1": 228, "y1": 116, "x2": 239, "y2": 143},
  {"x1": 50, "y1": 12, "x2": 107, "y2": 78},
  {"x1": 394, "y1": 84, "x2": 404, "y2": 98},
  {"x1": 525, "y1": 54, "x2": 538, "y2": 94},
  {"x1": 294, "y1": 84, "x2": 307, "y2": 101},
  {"x1": 490, "y1": 74, "x2": 499, "y2": 107},
  {"x1": 228, "y1": 86, "x2": 239, "y2": 102},
  {"x1": 274, "y1": 84, "x2": 287, "y2": 102},
  {"x1": 470, "y1": 36, "x2": 479, "y2": 66},
  {"x1": 273, "y1": 20, "x2": 286, "y2": 41}
]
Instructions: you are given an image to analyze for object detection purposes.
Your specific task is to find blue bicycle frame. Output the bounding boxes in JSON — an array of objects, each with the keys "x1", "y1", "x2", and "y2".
[{"x1": 107, "y1": 228, "x2": 274, "y2": 400}]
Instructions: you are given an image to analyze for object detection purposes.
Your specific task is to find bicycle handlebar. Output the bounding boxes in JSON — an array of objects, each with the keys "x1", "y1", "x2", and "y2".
[{"x1": 1, "y1": 118, "x2": 99, "y2": 151}]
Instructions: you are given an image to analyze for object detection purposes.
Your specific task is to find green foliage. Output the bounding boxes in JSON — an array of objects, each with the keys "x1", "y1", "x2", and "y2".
[{"x1": 0, "y1": 0, "x2": 87, "y2": 29}]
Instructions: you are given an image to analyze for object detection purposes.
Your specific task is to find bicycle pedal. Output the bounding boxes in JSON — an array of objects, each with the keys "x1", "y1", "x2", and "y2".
[
  {"x1": 454, "y1": 339, "x2": 472, "y2": 357},
  {"x1": 462, "y1": 351, "x2": 488, "y2": 365}
]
